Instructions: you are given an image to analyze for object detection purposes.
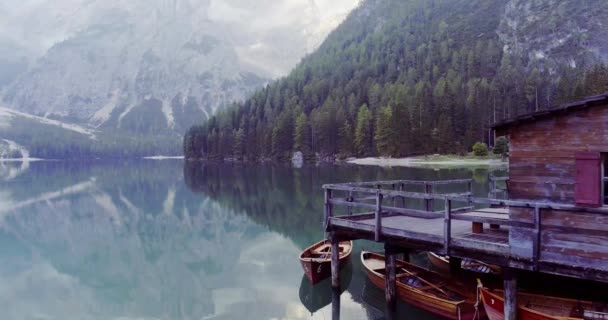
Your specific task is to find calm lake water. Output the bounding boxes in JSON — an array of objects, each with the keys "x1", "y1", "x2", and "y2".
[{"x1": 0, "y1": 160, "x2": 505, "y2": 320}]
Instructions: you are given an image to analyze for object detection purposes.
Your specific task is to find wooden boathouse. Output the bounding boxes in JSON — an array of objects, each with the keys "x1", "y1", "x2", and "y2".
[{"x1": 323, "y1": 93, "x2": 608, "y2": 319}]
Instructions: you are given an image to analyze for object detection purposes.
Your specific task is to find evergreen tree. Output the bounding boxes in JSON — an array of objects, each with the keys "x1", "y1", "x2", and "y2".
[
  {"x1": 183, "y1": 0, "x2": 608, "y2": 161},
  {"x1": 354, "y1": 104, "x2": 373, "y2": 156},
  {"x1": 294, "y1": 112, "x2": 312, "y2": 156},
  {"x1": 338, "y1": 120, "x2": 354, "y2": 156},
  {"x1": 375, "y1": 105, "x2": 397, "y2": 156}
]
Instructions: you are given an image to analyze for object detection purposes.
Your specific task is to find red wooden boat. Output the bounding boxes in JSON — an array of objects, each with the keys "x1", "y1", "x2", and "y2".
[
  {"x1": 480, "y1": 282, "x2": 608, "y2": 320},
  {"x1": 362, "y1": 251, "x2": 483, "y2": 320},
  {"x1": 299, "y1": 240, "x2": 352, "y2": 284}
]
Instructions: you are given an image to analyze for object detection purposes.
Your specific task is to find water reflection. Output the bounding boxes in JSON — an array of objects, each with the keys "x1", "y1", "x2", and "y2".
[
  {"x1": 0, "y1": 160, "x2": 503, "y2": 319},
  {"x1": 299, "y1": 263, "x2": 352, "y2": 315}
]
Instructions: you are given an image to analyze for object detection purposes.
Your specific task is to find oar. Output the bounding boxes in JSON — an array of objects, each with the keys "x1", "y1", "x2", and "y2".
[{"x1": 397, "y1": 266, "x2": 452, "y2": 299}]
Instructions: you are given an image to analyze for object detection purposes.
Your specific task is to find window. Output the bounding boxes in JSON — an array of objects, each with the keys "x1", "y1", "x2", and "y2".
[{"x1": 575, "y1": 152, "x2": 602, "y2": 207}]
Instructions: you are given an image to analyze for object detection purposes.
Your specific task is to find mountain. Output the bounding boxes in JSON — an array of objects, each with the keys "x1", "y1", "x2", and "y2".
[
  {"x1": 0, "y1": 0, "x2": 360, "y2": 157},
  {"x1": 184, "y1": 0, "x2": 608, "y2": 160}
]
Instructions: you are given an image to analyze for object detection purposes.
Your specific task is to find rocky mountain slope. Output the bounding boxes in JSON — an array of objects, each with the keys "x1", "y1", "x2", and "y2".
[
  {"x1": 0, "y1": 0, "x2": 359, "y2": 152},
  {"x1": 185, "y1": 0, "x2": 608, "y2": 160}
]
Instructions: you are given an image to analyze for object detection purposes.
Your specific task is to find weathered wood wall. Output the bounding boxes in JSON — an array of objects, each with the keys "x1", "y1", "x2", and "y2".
[
  {"x1": 499, "y1": 105, "x2": 608, "y2": 203},
  {"x1": 498, "y1": 104, "x2": 608, "y2": 272}
]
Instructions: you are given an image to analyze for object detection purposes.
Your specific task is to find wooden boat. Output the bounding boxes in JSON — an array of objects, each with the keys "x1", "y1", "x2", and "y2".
[
  {"x1": 480, "y1": 282, "x2": 608, "y2": 320},
  {"x1": 428, "y1": 252, "x2": 501, "y2": 275},
  {"x1": 299, "y1": 240, "x2": 352, "y2": 284},
  {"x1": 361, "y1": 251, "x2": 482, "y2": 320}
]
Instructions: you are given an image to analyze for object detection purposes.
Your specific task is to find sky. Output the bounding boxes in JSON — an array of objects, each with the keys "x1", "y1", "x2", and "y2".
[
  {"x1": 0, "y1": 0, "x2": 361, "y2": 80},
  {"x1": 0, "y1": 0, "x2": 361, "y2": 60}
]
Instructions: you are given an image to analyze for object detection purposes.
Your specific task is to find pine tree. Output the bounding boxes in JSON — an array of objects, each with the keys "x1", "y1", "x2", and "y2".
[
  {"x1": 338, "y1": 120, "x2": 354, "y2": 156},
  {"x1": 375, "y1": 106, "x2": 397, "y2": 156},
  {"x1": 234, "y1": 128, "x2": 245, "y2": 159},
  {"x1": 354, "y1": 104, "x2": 372, "y2": 156},
  {"x1": 294, "y1": 112, "x2": 312, "y2": 156}
]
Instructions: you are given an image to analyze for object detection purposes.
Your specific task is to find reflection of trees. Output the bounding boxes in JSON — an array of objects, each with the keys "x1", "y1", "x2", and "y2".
[
  {"x1": 184, "y1": 162, "x2": 325, "y2": 249},
  {"x1": 183, "y1": 162, "x2": 502, "y2": 249}
]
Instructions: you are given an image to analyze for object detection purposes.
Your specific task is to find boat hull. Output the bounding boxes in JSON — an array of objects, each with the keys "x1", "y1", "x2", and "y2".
[
  {"x1": 299, "y1": 240, "x2": 352, "y2": 285},
  {"x1": 427, "y1": 252, "x2": 501, "y2": 275},
  {"x1": 479, "y1": 286, "x2": 605, "y2": 320},
  {"x1": 362, "y1": 252, "x2": 480, "y2": 320}
]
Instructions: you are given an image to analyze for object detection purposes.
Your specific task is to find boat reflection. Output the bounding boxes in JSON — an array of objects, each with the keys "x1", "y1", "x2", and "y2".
[{"x1": 299, "y1": 262, "x2": 352, "y2": 315}]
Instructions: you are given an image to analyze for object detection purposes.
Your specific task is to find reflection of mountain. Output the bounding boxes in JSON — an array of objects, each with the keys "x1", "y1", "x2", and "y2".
[
  {"x1": 0, "y1": 161, "x2": 265, "y2": 319},
  {"x1": 0, "y1": 160, "x2": 503, "y2": 320}
]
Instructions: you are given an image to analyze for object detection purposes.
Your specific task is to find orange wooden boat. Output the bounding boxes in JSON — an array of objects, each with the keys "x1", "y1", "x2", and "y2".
[
  {"x1": 428, "y1": 252, "x2": 501, "y2": 275},
  {"x1": 299, "y1": 240, "x2": 352, "y2": 284},
  {"x1": 480, "y1": 282, "x2": 608, "y2": 320},
  {"x1": 361, "y1": 251, "x2": 482, "y2": 320}
]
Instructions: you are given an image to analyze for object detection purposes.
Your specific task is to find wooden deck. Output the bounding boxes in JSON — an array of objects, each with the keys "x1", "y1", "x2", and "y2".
[{"x1": 323, "y1": 179, "x2": 608, "y2": 283}]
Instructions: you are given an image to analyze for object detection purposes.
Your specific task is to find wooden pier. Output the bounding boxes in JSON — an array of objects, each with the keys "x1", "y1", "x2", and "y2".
[{"x1": 323, "y1": 179, "x2": 608, "y2": 319}]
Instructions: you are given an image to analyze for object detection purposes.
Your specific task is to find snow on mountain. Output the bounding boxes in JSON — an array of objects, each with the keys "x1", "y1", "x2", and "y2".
[
  {"x1": 0, "y1": 0, "x2": 360, "y2": 136},
  {"x1": 0, "y1": 106, "x2": 96, "y2": 138}
]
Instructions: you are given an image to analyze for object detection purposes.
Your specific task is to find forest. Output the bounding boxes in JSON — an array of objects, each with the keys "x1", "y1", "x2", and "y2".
[{"x1": 184, "y1": 0, "x2": 608, "y2": 161}]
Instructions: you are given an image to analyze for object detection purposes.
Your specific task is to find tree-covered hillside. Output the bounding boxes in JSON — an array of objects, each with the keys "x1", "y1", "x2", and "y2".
[{"x1": 184, "y1": 0, "x2": 608, "y2": 161}]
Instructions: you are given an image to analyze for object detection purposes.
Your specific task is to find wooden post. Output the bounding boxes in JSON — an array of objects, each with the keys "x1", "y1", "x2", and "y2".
[
  {"x1": 533, "y1": 205, "x2": 541, "y2": 269},
  {"x1": 444, "y1": 198, "x2": 451, "y2": 254},
  {"x1": 392, "y1": 184, "x2": 396, "y2": 207},
  {"x1": 402, "y1": 248, "x2": 411, "y2": 262},
  {"x1": 449, "y1": 256, "x2": 462, "y2": 274},
  {"x1": 425, "y1": 183, "x2": 433, "y2": 212},
  {"x1": 400, "y1": 183, "x2": 405, "y2": 207},
  {"x1": 503, "y1": 268, "x2": 518, "y2": 320},
  {"x1": 384, "y1": 243, "x2": 397, "y2": 310},
  {"x1": 347, "y1": 191, "x2": 353, "y2": 216},
  {"x1": 472, "y1": 222, "x2": 484, "y2": 234},
  {"x1": 331, "y1": 286, "x2": 341, "y2": 320},
  {"x1": 331, "y1": 234, "x2": 340, "y2": 289},
  {"x1": 324, "y1": 189, "x2": 333, "y2": 231},
  {"x1": 467, "y1": 180, "x2": 474, "y2": 208},
  {"x1": 375, "y1": 192, "x2": 383, "y2": 242}
]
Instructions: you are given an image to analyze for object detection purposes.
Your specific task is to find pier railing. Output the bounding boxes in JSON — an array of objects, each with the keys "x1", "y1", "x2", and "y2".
[
  {"x1": 489, "y1": 175, "x2": 509, "y2": 199},
  {"x1": 323, "y1": 179, "x2": 608, "y2": 279},
  {"x1": 323, "y1": 179, "x2": 474, "y2": 241}
]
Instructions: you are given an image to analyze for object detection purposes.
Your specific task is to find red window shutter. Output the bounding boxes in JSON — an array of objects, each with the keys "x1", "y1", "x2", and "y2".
[{"x1": 575, "y1": 152, "x2": 601, "y2": 207}]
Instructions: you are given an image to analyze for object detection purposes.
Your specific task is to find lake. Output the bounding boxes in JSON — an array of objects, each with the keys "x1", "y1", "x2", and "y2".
[{"x1": 0, "y1": 160, "x2": 505, "y2": 320}]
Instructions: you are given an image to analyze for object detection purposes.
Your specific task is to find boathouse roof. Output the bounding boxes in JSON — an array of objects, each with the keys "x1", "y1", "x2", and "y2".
[{"x1": 491, "y1": 92, "x2": 608, "y2": 130}]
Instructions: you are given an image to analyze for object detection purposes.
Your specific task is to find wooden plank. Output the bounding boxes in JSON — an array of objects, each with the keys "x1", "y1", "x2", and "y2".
[
  {"x1": 509, "y1": 228, "x2": 534, "y2": 259},
  {"x1": 541, "y1": 251, "x2": 608, "y2": 272},
  {"x1": 329, "y1": 216, "x2": 445, "y2": 244},
  {"x1": 450, "y1": 238, "x2": 510, "y2": 255},
  {"x1": 475, "y1": 207, "x2": 510, "y2": 214},
  {"x1": 330, "y1": 199, "x2": 445, "y2": 219},
  {"x1": 451, "y1": 213, "x2": 533, "y2": 228},
  {"x1": 324, "y1": 184, "x2": 471, "y2": 201}
]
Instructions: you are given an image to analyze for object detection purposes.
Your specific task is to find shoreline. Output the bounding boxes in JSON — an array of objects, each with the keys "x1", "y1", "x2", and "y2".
[
  {"x1": 143, "y1": 156, "x2": 185, "y2": 160},
  {"x1": 347, "y1": 156, "x2": 507, "y2": 168}
]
